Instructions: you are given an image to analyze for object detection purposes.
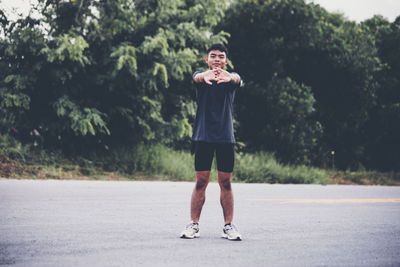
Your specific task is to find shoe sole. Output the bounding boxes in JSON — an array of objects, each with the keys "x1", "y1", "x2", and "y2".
[
  {"x1": 221, "y1": 233, "x2": 242, "y2": 241},
  {"x1": 180, "y1": 233, "x2": 200, "y2": 239}
]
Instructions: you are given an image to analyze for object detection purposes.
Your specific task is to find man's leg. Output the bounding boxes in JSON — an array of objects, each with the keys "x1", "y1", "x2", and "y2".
[
  {"x1": 218, "y1": 171, "x2": 233, "y2": 224},
  {"x1": 218, "y1": 170, "x2": 242, "y2": 241},
  {"x1": 215, "y1": 143, "x2": 235, "y2": 224},
  {"x1": 191, "y1": 142, "x2": 214, "y2": 223},
  {"x1": 214, "y1": 144, "x2": 242, "y2": 240},
  {"x1": 191, "y1": 170, "x2": 210, "y2": 223}
]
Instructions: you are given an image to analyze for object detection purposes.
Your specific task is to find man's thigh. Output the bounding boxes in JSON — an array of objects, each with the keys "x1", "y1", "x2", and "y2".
[
  {"x1": 215, "y1": 143, "x2": 235, "y2": 173},
  {"x1": 194, "y1": 142, "x2": 215, "y2": 171}
]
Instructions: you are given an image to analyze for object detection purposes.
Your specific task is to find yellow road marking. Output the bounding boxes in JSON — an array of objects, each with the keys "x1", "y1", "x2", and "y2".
[{"x1": 247, "y1": 198, "x2": 400, "y2": 203}]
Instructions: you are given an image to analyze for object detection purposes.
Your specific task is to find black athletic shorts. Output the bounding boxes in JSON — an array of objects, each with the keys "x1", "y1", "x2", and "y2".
[{"x1": 193, "y1": 141, "x2": 235, "y2": 173}]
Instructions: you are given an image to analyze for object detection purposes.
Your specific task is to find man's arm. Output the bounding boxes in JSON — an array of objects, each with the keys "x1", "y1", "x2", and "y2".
[
  {"x1": 216, "y1": 69, "x2": 241, "y2": 84},
  {"x1": 193, "y1": 72, "x2": 205, "y2": 83},
  {"x1": 194, "y1": 70, "x2": 216, "y2": 85},
  {"x1": 228, "y1": 73, "x2": 241, "y2": 84},
  {"x1": 194, "y1": 69, "x2": 241, "y2": 85}
]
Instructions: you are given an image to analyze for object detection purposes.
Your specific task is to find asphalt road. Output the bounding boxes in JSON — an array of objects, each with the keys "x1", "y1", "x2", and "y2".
[{"x1": 1, "y1": 179, "x2": 400, "y2": 267}]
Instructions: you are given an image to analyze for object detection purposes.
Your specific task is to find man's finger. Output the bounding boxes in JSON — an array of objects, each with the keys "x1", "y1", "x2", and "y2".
[
  {"x1": 204, "y1": 77, "x2": 215, "y2": 85},
  {"x1": 217, "y1": 78, "x2": 228, "y2": 84}
]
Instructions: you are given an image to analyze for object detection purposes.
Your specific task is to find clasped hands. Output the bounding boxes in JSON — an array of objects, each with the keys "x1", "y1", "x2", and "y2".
[{"x1": 203, "y1": 68, "x2": 232, "y2": 85}]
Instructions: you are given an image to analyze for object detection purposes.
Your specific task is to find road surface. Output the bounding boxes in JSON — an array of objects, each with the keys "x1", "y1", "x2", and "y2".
[{"x1": 1, "y1": 179, "x2": 400, "y2": 266}]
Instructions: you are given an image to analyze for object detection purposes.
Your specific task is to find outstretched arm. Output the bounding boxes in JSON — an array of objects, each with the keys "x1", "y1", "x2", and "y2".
[
  {"x1": 215, "y1": 69, "x2": 241, "y2": 84},
  {"x1": 194, "y1": 70, "x2": 217, "y2": 85},
  {"x1": 194, "y1": 69, "x2": 241, "y2": 85}
]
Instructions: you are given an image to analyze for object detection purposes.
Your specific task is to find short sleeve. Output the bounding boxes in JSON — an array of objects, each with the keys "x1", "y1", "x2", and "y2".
[{"x1": 193, "y1": 71, "x2": 202, "y2": 81}]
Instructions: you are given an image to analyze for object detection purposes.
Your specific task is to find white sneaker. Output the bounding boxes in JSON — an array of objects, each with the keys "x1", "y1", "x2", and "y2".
[
  {"x1": 180, "y1": 222, "x2": 200, "y2": 239},
  {"x1": 221, "y1": 223, "x2": 242, "y2": 241}
]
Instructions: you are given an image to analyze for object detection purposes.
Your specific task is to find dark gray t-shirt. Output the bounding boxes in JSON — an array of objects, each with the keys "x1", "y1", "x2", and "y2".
[{"x1": 192, "y1": 71, "x2": 240, "y2": 143}]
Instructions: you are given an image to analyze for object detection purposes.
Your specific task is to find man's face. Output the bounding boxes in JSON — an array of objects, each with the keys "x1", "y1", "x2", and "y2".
[{"x1": 206, "y1": 50, "x2": 228, "y2": 70}]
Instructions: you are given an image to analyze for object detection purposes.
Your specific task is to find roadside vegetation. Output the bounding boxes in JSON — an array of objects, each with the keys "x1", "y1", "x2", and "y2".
[{"x1": 1, "y1": 138, "x2": 399, "y2": 185}]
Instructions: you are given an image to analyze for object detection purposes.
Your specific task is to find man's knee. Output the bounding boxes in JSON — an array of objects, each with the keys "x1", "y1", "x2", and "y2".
[
  {"x1": 195, "y1": 171, "x2": 210, "y2": 190},
  {"x1": 218, "y1": 171, "x2": 232, "y2": 190}
]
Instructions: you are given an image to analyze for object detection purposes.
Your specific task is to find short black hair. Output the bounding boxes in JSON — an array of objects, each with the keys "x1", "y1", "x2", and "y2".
[{"x1": 207, "y1": 43, "x2": 228, "y2": 57}]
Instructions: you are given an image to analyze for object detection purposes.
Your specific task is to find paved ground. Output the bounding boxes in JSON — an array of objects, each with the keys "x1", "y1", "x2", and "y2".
[{"x1": 1, "y1": 179, "x2": 400, "y2": 267}]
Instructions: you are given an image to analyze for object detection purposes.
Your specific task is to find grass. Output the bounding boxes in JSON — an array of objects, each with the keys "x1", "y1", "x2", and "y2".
[
  {"x1": 329, "y1": 170, "x2": 400, "y2": 186},
  {"x1": 234, "y1": 151, "x2": 330, "y2": 184},
  {"x1": 1, "y1": 138, "x2": 399, "y2": 185}
]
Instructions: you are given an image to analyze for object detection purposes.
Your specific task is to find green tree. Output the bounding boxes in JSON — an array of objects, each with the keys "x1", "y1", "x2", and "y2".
[
  {"x1": 237, "y1": 75, "x2": 322, "y2": 164},
  {"x1": 221, "y1": 0, "x2": 380, "y2": 168},
  {"x1": 362, "y1": 15, "x2": 400, "y2": 171},
  {"x1": 220, "y1": 0, "x2": 326, "y2": 164},
  {"x1": 1, "y1": 0, "x2": 231, "y2": 153},
  {"x1": 0, "y1": 15, "x2": 45, "y2": 139}
]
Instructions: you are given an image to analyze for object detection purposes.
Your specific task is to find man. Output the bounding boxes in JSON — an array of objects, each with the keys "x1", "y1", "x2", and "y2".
[{"x1": 180, "y1": 43, "x2": 242, "y2": 241}]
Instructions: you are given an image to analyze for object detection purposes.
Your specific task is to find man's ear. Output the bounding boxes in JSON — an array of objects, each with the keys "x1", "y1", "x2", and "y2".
[
  {"x1": 205, "y1": 56, "x2": 209, "y2": 63},
  {"x1": 224, "y1": 58, "x2": 229, "y2": 68}
]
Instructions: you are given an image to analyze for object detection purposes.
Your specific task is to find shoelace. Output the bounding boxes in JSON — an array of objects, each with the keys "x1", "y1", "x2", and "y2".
[
  {"x1": 186, "y1": 223, "x2": 199, "y2": 230},
  {"x1": 224, "y1": 224, "x2": 238, "y2": 233}
]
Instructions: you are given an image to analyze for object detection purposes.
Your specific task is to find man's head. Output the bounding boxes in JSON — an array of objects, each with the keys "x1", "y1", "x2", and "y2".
[{"x1": 206, "y1": 43, "x2": 229, "y2": 70}]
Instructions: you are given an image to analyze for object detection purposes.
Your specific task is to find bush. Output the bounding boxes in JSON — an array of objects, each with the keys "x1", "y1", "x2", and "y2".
[
  {"x1": 234, "y1": 151, "x2": 329, "y2": 184},
  {"x1": 92, "y1": 143, "x2": 199, "y2": 181},
  {"x1": 0, "y1": 139, "x2": 329, "y2": 184},
  {"x1": 0, "y1": 135, "x2": 29, "y2": 162}
]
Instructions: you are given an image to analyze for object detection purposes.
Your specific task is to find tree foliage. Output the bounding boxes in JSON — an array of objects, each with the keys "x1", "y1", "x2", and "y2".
[
  {"x1": 1, "y1": 0, "x2": 399, "y2": 171},
  {"x1": 362, "y1": 16, "x2": 400, "y2": 170},
  {"x1": 1, "y1": 0, "x2": 230, "y2": 153},
  {"x1": 220, "y1": 0, "x2": 396, "y2": 169}
]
